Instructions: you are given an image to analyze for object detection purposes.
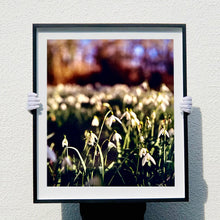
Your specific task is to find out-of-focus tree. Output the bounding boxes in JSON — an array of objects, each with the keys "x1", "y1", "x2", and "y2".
[{"x1": 47, "y1": 39, "x2": 173, "y2": 91}]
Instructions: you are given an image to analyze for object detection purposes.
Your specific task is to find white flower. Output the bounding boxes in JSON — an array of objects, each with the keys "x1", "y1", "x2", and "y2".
[
  {"x1": 137, "y1": 102, "x2": 143, "y2": 111},
  {"x1": 90, "y1": 95, "x2": 98, "y2": 105},
  {"x1": 62, "y1": 135, "x2": 68, "y2": 148},
  {"x1": 130, "y1": 111, "x2": 140, "y2": 128},
  {"x1": 136, "y1": 88, "x2": 142, "y2": 96},
  {"x1": 140, "y1": 136, "x2": 144, "y2": 143},
  {"x1": 142, "y1": 153, "x2": 156, "y2": 166},
  {"x1": 160, "y1": 83, "x2": 170, "y2": 92},
  {"x1": 66, "y1": 96, "x2": 75, "y2": 105},
  {"x1": 139, "y1": 148, "x2": 147, "y2": 158},
  {"x1": 47, "y1": 146, "x2": 57, "y2": 162},
  {"x1": 60, "y1": 103, "x2": 67, "y2": 111},
  {"x1": 151, "y1": 111, "x2": 156, "y2": 120},
  {"x1": 106, "y1": 114, "x2": 122, "y2": 127},
  {"x1": 57, "y1": 84, "x2": 64, "y2": 92},
  {"x1": 107, "y1": 141, "x2": 117, "y2": 152},
  {"x1": 132, "y1": 96, "x2": 138, "y2": 105},
  {"x1": 87, "y1": 132, "x2": 98, "y2": 146},
  {"x1": 77, "y1": 94, "x2": 90, "y2": 103},
  {"x1": 61, "y1": 156, "x2": 72, "y2": 172},
  {"x1": 131, "y1": 118, "x2": 140, "y2": 127},
  {"x1": 75, "y1": 102, "x2": 81, "y2": 109},
  {"x1": 168, "y1": 128, "x2": 174, "y2": 137},
  {"x1": 158, "y1": 128, "x2": 170, "y2": 138},
  {"x1": 120, "y1": 110, "x2": 131, "y2": 120},
  {"x1": 112, "y1": 132, "x2": 122, "y2": 143},
  {"x1": 141, "y1": 81, "x2": 148, "y2": 90},
  {"x1": 91, "y1": 116, "x2": 99, "y2": 127},
  {"x1": 130, "y1": 110, "x2": 137, "y2": 119},
  {"x1": 146, "y1": 117, "x2": 152, "y2": 128},
  {"x1": 139, "y1": 148, "x2": 156, "y2": 166},
  {"x1": 54, "y1": 94, "x2": 63, "y2": 103},
  {"x1": 123, "y1": 94, "x2": 133, "y2": 104},
  {"x1": 157, "y1": 93, "x2": 170, "y2": 112}
]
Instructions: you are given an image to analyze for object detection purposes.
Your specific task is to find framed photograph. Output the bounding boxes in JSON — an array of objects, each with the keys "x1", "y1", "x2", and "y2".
[{"x1": 33, "y1": 24, "x2": 188, "y2": 202}]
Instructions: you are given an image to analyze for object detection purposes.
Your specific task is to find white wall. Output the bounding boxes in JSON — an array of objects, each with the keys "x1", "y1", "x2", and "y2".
[{"x1": 0, "y1": 1, "x2": 219, "y2": 219}]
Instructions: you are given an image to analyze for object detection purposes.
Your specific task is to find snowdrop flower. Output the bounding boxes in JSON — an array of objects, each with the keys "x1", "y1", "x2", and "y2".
[
  {"x1": 61, "y1": 156, "x2": 72, "y2": 172},
  {"x1": 143, "y1": 97, "x2": 154, "y2": 105},
  {"x1": 95, "y1": 101, "x2": 102, "y2": 111},
  {"x1": 106, "y1": 114, "x2": 122, "y2": 127},
  {"x1": 86, "y1": 131, "x2": 98, "y2": 146},
  {"x1": 62, "y1": 135, "x2": 68, "y2": 148},
  {"x1": 132, "y1": 96, "x2": 138, "y2": 105},
  {"x1": 131, "y1": 117, "x2": 140, "y2": 127},
  {"x1": 139, "y1": 148, "x2": 147, "y2": 158},
  {"x1": 158, "y1": 128, "x2": 170, "y2": 138},
  {"x1": 47, "y1": 146, "x2": 57, "y2": 162},
  {"x1": 107, "y1": 141, "x2": 117, "y2": 152},
  {"x1": 91, "y1": 115, "x2": 99, "y2": 127},
  {"x1": 120, "y1": 109, "x2": 131, "y2": 120},
  {"x1": 123, "y1": 94, "x2": 133, "y2": 104},
  {"x1": 145, "y1": 116, "x2": 152, "y2": 128},
  {"x1": 57, "y1": 83, "x2": 64, "y2": 92},
  {"x1": 112, "y1": 132, "x2": 122, "y2": 143},
  {"x1": 139, "y1": 148, "x2": 156, "y2": 166},
  {"x1": 142, "y1": 153, "x2": 156, "y2": 166},
  {"x1": 141, "y1": 81, "x2": 148, "y2": 90},
  {"x1": 140, "y1": 136, "x2": 144, "y2": 143},
  {"x1": 77, "y1": 94, "x2": 90, "y2": 103},
  {"x1": 160, "y1": 103, "x2": 167, "y2": 112},
  {"x1": 60, "y1": 103, "x2": 67, "y2": 111},
  {"x1": 168, "y1": 128, "x2": 174, "y2": 137},
  {"x1": 137, "y1": 102, "x2": 143, "y2": 111},
  {"x1": 130, "y1": 110, "x2": 140, "y2": 128},
  {"x1": 66, "y1": 96, "x2": 75, "y2": 105},
  {"x1": 54, "y1": 94, "x2": 63, "y2": 104},
  {"x1": 151, "y1": 111, "x2": 156, "y2": 120},
  {"x1": 135, "y1": 87, "x2": 142, "y2": 97},
  {"x1": 160, "y1": 83, "x2": 170, "y2": 92},
  {"x1": 157, "y1": 93, "x2": 170, "y2": 112},
  {"x1": 90, "y1": 95, "x2": 98, "y2": 105},
  {"x1": 75, "y1": 102, "x2": 81, "y2": 109}
]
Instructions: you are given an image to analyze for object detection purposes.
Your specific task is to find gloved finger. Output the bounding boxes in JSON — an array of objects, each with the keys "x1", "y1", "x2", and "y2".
[
  {"x1": 181, "y1": 100, "x2": 192, "y2": 105},
  {"x1": 27, "y1": 105, "x2": 40, "y2": 111},
  {"x1": 180, "y1": 103, "x2": 192, "y2": 108},
  {"x1": 28, "y1": 97, "x2": 40, "y2": 102},
  {"x1": 182, "y1": 108, "x2": 192, "y2": 114},
  {"x1": 28, "y1": 102, "x2": 41, "y2": 107},
  {"x1": 28, "y1": 92, "x2": 38, "y2": 97},
  {"x1": 182, "y1": 96, "x2": 192, "y2": 101},
  {"x1": 180, "y1": 106, "x2": 192, "y2": 113}
]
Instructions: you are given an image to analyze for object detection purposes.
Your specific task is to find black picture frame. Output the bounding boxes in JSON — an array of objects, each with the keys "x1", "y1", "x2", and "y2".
[{"x1": 33, "y1": 23, "x2": 188, "y2": 203}]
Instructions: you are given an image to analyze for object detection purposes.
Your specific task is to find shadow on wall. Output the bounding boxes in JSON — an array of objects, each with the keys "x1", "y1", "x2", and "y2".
[
  {"x1": 61, "y1": 203, "x2": 81, "y2": 220},
  {"x1": 144, "y1": 107, "x2": 208, "y2": 220},
  {"x1": 61, "y1": 107, "x2": 207, "y2": 220}
]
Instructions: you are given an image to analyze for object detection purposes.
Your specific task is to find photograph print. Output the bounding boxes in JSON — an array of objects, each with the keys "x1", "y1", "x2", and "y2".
[
  {"x1": 33, "y1": 24, "x2": 187, "y2": 202},
  {"x1": 47, "y1": 39, "x2": 174, "y2": 187}
]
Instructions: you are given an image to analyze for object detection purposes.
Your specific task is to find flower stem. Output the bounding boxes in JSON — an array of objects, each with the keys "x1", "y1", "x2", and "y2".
[
  {"x1": 97, "y1": 110, "x2": 112, "y2": 144},
  {"x1": 67, "y1": 146, "x2": 86, "y2": 173}
]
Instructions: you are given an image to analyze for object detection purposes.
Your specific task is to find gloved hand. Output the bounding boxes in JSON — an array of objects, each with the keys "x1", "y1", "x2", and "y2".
[{"x1": 27, "y1": 92, "x2": 40, "y2": 111}]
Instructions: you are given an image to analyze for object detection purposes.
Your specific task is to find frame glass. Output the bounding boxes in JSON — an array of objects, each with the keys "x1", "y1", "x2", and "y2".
[{"x1": 33, "y1": 24, "x2": 188, "y2": 202}]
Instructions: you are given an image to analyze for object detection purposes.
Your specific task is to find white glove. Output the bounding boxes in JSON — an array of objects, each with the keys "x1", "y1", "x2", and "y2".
[
  {"x1": 180, "y1": 96, "x2": 192, "y2": 114},
  {"x1": 27, "y1": 93, "x2": 40, "y2": 111}
]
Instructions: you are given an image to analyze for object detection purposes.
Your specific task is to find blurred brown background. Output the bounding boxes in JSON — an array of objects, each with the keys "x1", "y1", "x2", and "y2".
[{"x1": 47, "y1": 39, "x2": 174, "y2": 92}]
